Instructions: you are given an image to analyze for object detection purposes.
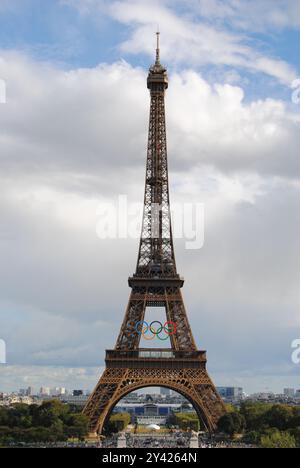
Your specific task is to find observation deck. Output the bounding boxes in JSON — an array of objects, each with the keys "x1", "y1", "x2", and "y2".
[{"x1": 105, "y1": 348, "x2": 207, "y2": 370}]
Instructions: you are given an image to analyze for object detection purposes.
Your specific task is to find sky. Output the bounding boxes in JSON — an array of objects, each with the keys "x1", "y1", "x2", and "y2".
[{"x1": 0, "y1": 0, "x2": 300, "y2": 394}]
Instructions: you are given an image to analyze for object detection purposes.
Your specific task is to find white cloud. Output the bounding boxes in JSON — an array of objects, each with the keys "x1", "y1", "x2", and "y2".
[
  {"x1": 0, "y1": 51, "x2": 148, "y2": 187},
  {"x1": 1, "y1": 52, "x2": 300, "y2": 186},
  {"x1": 0, "y1": 365, "x2": 103, "y2": 393},
  {"x1": 192, "y1": 0, "x2": 300, "y2": 31},
  {"x1": 168, "y1": 71, "x2": 300, "y2": 178},
  {"x1": 64, "y1": 0, "x2": 298, "y2": 85},
  {"x1": 110, "y1": 0, "x2": 297, "y2": 85}
]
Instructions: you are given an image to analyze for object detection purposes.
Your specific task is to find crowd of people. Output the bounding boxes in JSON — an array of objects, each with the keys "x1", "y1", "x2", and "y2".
[
  {"x1": 100, "y1": 432, "x2": 253, "y2": 449},
  {"x1": 126, "y1": 432, "x2": 191, "y2": 448},
  {"x1": 198, "y1": 440, "x2": 251, "y2": 449},
  {"x1": 7, "y1": 434, "x2": 253, "y2": 449}
]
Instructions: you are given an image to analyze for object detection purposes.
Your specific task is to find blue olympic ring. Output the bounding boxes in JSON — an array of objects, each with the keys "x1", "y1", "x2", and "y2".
[{"x1": 133, "y1": 320, "x2": 177, "y2": 341}]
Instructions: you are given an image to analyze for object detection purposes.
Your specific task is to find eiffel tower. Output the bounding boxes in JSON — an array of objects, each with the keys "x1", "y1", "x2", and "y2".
[{"x1": 83, "y1": 33, "x2": 226, "y2": 436}]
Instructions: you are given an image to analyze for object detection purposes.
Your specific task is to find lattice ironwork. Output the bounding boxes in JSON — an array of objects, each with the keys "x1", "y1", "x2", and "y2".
[
  {"x1": 83, "y1": 34, "x2": 226, "y2": 436},
  {"x1": 84, "y1": 367, "x2": 224, "y2": 435}
]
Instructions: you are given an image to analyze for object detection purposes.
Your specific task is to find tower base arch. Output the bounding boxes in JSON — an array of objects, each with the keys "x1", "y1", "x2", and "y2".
[{"x1": 83, "y1": 366, "x2": 226, "y2": 436}]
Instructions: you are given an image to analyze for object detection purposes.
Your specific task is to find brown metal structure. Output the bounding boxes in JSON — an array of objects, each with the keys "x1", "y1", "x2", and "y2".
[{"x1": 83, "y1": 34, "x2": 226, "y2": 435}]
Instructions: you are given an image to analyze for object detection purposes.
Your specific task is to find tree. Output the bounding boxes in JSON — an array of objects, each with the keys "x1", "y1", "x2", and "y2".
[
  {"x1": 0, "y1": 408, "x2": 9, "y2": 427},
  {"x1": 0, "y1": 402, "x2": 88, "y2": 445},
  {"x1": 240, "y1": 402, "x2": 270, "y2": 431},
  {"x1": 174, "y1": 413, "x2": 200, "y2": 432},
  {"x1": 218, "y1": 412, "x2": 245, "y2": 437},
  {"x1": 8, "y1": 404, "x2": 32, "y2": 428},
  {"x1": 290, "y1": 407, "x2": 300, "y2": 429},
  {"x1": 263, "y1": 405, "x2": 293, "y2": 431},
  {"x1": 261, "y1": 430, "x2": 296, "y2": 449},
  {"x1": 65, "y1": 414, "x2": 89, "y2": 440},
  {"x1": 105, "y1": 413, "x2": 131, "y2": 434},
  {"x1": 242, "y1": 430, "x2": 261, "y2": 445},
  {"x1": 224, "y1": 404, "x2": 236, "y2": 414},
  {"x1": 289, "y1": 427, "x2": 300, "y2": 448},
  {"x1": 33, "y1": 400, "x2": 69, "y2": 428}
]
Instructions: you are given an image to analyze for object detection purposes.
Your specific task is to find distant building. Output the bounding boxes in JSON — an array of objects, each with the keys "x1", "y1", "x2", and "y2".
[
  {"x1": 160, "y1": 388, "x2": 171, "y2": 397},
  {"x1": 73, "y1": 390, "x2": 83, "y2": 396},
  {"x1": 40, "y1": 387, "x2": 50, "y2": 396},
  {"x1": 60, "y1": 394, "x2": 88, "y2": 406},
  {"x1": 250, "y1": 392, "x2": 275, "y2": 401},
  {"x1": 124, "y1": 392, "x2": 138, "y2": 401},
  {"x1": 295, "y1": 390, "x2": 300, "y2": 398},
  {"x1": 284, "y1": 388, "x2": 295, "y2": 398},
  {"x1": 19, "y1": 387, "x2": 33, "y2": 397},
  {"x1": 145, "y1": 394, "x2": 154, "y2": 402},
  {"x1": 217, "y1": 387, "x2": 243, "y2": 400},
  {"x1": 114, "y1": 401, "x2": 193, "y2": 426},
  {"x1": 49, "y1": 387, "x2": 66, "y2": 396}
]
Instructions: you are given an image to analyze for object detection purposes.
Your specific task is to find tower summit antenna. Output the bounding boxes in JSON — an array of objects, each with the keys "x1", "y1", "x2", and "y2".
[{"x1": 155, "y1": 30, "x2": 160, "y2": 64}]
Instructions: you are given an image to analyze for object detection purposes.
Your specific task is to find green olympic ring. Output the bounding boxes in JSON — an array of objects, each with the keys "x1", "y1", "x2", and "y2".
[{"x1": 134, "y1": 320, "x2": 177, "y2": 341}]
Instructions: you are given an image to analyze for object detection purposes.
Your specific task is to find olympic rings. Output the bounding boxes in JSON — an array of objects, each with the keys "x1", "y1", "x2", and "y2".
[{"x1": 132, "y1": 320, "x2": 177, "y2": 341}]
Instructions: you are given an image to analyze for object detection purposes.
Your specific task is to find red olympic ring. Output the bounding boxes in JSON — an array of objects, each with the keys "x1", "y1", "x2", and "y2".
[{"x1": 132, "y1": 320, "x2": 177, "y2": 340}]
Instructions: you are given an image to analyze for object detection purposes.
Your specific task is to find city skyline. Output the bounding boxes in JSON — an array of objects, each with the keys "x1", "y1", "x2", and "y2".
[
  {"x1": 2, "y1": 384, "x2": 300, "y2": 401},
  {"x1": 1, "y1": 376, "x2": 300, "y2": 397},
  {"x1": 1, "y1": 0, "x2": 300, "y2": 394}
]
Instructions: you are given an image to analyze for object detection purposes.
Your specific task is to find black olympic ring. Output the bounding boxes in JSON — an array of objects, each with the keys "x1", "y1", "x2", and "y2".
[{"x1": 134, "y1": 320, "x2": 177, "y2": 341}]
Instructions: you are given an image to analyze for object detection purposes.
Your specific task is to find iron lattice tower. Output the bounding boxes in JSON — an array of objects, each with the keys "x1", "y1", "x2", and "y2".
[{"x1": 83, "y1": 34, "x2": 226, "y2": 435}]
